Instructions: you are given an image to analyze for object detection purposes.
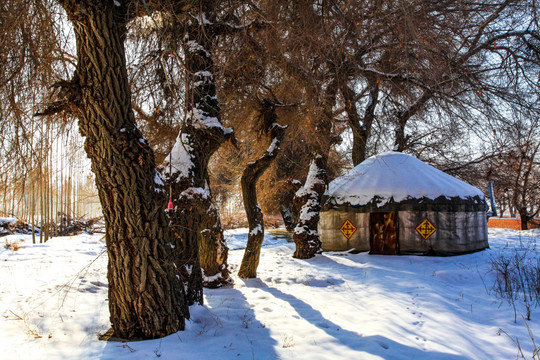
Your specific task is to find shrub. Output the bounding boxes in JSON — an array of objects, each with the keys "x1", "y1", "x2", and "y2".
[{"x1": 490, "y1": 235, "x2": 539, "y2": 322}]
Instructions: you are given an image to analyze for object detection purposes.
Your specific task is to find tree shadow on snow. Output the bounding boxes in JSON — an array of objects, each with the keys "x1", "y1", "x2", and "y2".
[
  {"x1": 97, "y1": 287, "x2": 278, "y2": 360},
  {"x1": 255, "y1": 281, "x2": 469, "y2": 360}
]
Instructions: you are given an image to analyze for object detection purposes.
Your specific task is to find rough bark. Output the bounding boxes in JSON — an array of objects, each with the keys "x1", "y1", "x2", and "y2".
[
  {"x1": 52, "y1": 1, "x2": 188, "y2": 339},
  {"x1": 238, "y1": 102, "x2": 287, "y2": 278},
  {"x1": 279, "y1": 179, "x2": 302, "y2": 232},
  {"x1": 199, "y1": 202, "x2": 230, "y2": 288},
  {"x1": 163, "y1": 16, "x2": 233, "y2": 304},
  {"x1": 292, "y1": 155, "x2": 327, "y2": 259}
]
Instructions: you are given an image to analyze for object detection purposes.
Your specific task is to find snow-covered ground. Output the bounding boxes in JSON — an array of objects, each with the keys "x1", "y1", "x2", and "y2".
[{"x1": 1, "y1": 228, "x2": 538, "y2": 359}]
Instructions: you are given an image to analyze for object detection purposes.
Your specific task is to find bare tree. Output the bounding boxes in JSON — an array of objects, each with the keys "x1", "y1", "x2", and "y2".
[
  {"x1": 238, "y1": 99, "x2": 287, "y2": 278},
  {"x1": 489, "y1": 111, "x2": 540, "y2": 229},
  {"x1": 36, "y1": 0, "x2": 190, "y2": 339}
]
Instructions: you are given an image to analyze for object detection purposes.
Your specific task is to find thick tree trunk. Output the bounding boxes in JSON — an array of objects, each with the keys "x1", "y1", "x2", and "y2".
[
  {"x1": 238, "y1": 103, "x2": 287, "y2": 278},
  {"x1": 163, "y1": 18, "x2": 233, "y2": 304},
  {"x1": 54, "y1": 1, "x2": 188, "y2": 339},
  {"x1": 276, "y1": 157, "x2": 302, "y2": 232},
  {"x1": 199, "y1": 204, "x2": 230, "y2": 287},
  {"x1": 292, "y1": 155, "x2": 327, "y2": 259}
]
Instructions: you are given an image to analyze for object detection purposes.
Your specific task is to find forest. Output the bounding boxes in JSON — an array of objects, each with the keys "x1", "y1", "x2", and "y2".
[{"x1": 0, "y1": 0, "x2": 539, "y2": 341}]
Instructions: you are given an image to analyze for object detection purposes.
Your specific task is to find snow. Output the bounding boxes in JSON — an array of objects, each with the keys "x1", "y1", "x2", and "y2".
[
  {"x1": 202, "y1": 270, "x2": 223, "y2": 283},
  {"x1": 293, "y1": 224, "x2": 318, "y2": 237},
  {"x1": 153, "y1": 171, "x2": 164, "y2": 187},
  {"x1": 267, "y1": 137, "x2": 280, "y2": 156},
  {"x1": 153, "y1": 171, "x2": 166, "y2": 194},
  {"x1": 163, "y1": 133, "x2": 194, "y2": 179},
  {"x1": 196, "y1": 12, "x2": 212, "y2": 25},
  {"x1": 194, "y1": 71, "x2": 213, "y2": 79},
  {"x1": 298, "y1": 199, "x2": 319, "y2": 221},
  {"x1": 0, "y1": 217, "x2": 17, "y2": 226},
  {"x1": 326, "y1": 152, "x2": 485, "y2": 207},
  {"x1": 249, "y1": 224, "x2": 263, "y2": 236},
  {"x1": 1, "y1": 228, "x2": 539, "y2": 359},
  {"x1": 295, "y1": 158, "x2": 325, "y2": 199},
  {"x1": 189, "y1": 108, "x2": 225, "y2": 131},
  {"x1": 185, "y1": 40, "x2": 210, "y2": 57},
  {"x1": 180, "y1": 186, "x2": 210, "y2": 201}
]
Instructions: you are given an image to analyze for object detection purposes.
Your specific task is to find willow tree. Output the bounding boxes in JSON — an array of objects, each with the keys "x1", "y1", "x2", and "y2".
[{"x1": 37, "y1": 0, "x2": 189, "y2": 339}]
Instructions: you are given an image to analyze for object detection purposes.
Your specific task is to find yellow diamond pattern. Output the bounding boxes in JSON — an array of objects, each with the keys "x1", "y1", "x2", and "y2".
[
  {"x1": 340, "y1": 219, "x2": 357, "y2": 240},
  {"x1": 416, "y1": 219, "x2": 437, "y2": 240}
]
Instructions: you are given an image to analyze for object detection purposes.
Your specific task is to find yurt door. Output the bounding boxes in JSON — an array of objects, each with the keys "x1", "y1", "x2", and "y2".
[{"x1": 369, "y1": 212, "x2": 399, "y2": 255}]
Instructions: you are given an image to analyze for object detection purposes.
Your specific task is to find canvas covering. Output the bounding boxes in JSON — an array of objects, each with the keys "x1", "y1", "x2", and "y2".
[{"x1": 319, "y1": 152, "x2": 489, "y2": 255}]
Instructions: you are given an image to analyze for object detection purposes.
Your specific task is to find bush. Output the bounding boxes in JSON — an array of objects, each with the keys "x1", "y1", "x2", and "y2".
[{"x1": 490, "y1": 235, "x2": 540, "y2": 322}]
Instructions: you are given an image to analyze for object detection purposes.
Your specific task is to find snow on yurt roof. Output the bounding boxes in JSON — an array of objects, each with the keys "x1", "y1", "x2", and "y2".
[{"x1": 325, "y1": 152, "x2": 485, "y2": 207}]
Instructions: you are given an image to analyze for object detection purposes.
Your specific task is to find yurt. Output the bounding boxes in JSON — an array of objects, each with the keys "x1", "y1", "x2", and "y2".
[{"x1": 319, "y1": 152, "x2": 489, "y2": 255}]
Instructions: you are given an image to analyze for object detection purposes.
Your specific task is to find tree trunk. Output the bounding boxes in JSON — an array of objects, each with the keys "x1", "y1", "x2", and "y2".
[
  {"x1": 199, "y1": 204, "x2": 230, "y2": 287},
  {"x1": 52, "y1": 1, "x2": 188, "y2": 339},
  {"x1": 280, "y1": 199, "x2": 296, "y2": 232},
  {"x1": 520, "y1": 217, "x2": 529, "y2": 230},
  {"x1": 292, "y1": 78, "x2": 337, "y2": 259},
  {"x1": 163, "y1": 18, "x2": 233, "y2": 304},
  {"x1": 393, "y1": 90, "x2": 432, "y2": 152},
  {"x1": 239, "y1": 102, "x2": 287, "y2": 278},
  {"x1": 518, "y1": 207, "x2": 530, "y2": 230},
  {"x1": 276, "y1": 158, "x2": 302, "y2": 232},
  {"x1": 342, "y1": 81, "x2": 379, "y2": 166},
  {"x1": 292, "y1": 155, "x2": 327, "y2": 259}
]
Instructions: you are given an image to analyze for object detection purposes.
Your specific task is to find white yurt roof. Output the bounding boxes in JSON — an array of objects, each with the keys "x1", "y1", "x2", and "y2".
[{"x1": 325, "y1": 152, "x2": 485, "y2": 207}]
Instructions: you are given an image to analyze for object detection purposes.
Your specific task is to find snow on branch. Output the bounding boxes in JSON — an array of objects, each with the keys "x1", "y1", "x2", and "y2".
[
  {"x1": 295, "y1": 157, "x2": 326, "y2": 199},
  {"x1": 292, "y1": 155, "x2": 327, "y2": 259},
  {"x1": 163, "y1": 132, "x2": 195, "y2": 180}
]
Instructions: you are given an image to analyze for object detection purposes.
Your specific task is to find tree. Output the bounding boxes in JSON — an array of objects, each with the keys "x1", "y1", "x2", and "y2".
[
  {"x1": 238, "y1": 99, "x2": 287, "y2": 278},
  {"x1": 330, "y1": 0, "x2": 539, "y2": 164},
  {"x1": 37, "y1": 0, "x2": 188, "y2": 339},
  {"x1": 489, "y1": 112, "x2": 540, "y2": 229},
  {"x1": 160, "y1": 1, "x2": 269, "y2": 302},
  {"x1": 292, "y1": 155, "x2": 327, "y2": 259}
]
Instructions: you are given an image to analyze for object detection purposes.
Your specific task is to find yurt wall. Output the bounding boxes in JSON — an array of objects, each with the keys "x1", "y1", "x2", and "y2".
[
  {"x1": 319, "y1": 210, "x2": 489, "y2": 255},
  {"x1": 319, "y1": 210, "x2": 369, "y2": 251},
  {"x1": 398, "y1": 211, "x2": 488, "y2": 254}
]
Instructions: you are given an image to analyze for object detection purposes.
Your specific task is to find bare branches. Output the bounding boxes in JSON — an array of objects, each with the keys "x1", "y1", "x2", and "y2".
[{"x1": 34, "y1": 79, "x2": 80, "y2": 117}]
